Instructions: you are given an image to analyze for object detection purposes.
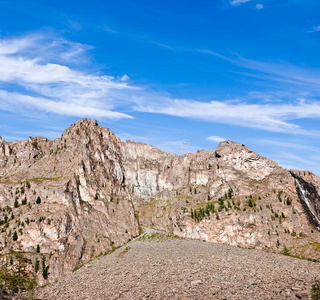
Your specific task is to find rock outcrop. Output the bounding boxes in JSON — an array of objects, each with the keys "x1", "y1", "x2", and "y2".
[
  {"x1": 0, "y1": 119, "x2": 320, "y2": 292},
  {"x1": 0, "y1": 119, "x2": 139, "y2": 288}
]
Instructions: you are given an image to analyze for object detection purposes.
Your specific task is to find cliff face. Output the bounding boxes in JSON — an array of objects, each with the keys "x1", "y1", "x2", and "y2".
[
  {"x1": 0, "y1": 119, "x2": 320, "y2": 287},
  {"x1": 125, "y1": 140, "x2": 319, "y2": 254},
  {"x1": 0, "y1": 119, "x2": 139, "y2": 286}
]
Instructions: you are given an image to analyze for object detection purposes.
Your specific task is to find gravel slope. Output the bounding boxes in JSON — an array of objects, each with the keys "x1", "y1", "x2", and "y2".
[{"x1": 37, "y1": 233, "x2": 320, "y2": 300}]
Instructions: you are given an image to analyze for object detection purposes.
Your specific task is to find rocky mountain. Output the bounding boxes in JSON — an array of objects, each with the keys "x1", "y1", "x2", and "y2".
[{"x1": 0, "y1": 119, "x2": 319, "y2": 296}]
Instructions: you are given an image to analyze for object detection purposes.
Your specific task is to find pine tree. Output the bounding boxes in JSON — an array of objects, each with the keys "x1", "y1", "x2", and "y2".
[
  {"x1": 22, "y1": 196, "x2": 27, "y2": 205},
  {"x1": 283, "y1": 245, "x2": 290, "y2": 256},
  {"x1": 42, "y1": 256, "x2": 49, "y2": 279},
  {"x1": 35, "y1": 258, "x2": 40, "y2": 273},
  {"x1": 12, "y1": 231, "x2": 18, "y2": 241}
]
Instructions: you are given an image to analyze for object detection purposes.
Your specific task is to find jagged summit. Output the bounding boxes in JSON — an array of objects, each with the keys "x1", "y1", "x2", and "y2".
[{"x1": 0, "y1": 119, "x2": 320, "y2": 293}]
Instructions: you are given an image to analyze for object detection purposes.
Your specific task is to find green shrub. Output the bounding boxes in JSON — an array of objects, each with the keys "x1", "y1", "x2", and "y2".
[
  {"x1": 311, "y1": 280, "x2": 320, "y2": 300},
  {"x1": 0, "y1": 267, "x2": 36, "y2": 296},
  {"x1": 32, "y1": 141, "x2": 38, "y2": 149},
  {"x1": 36, "y1": 196, "x2": 41, "y2": 204},
  {"x1": 283, "y1": 245, "x2": 290, "y2": 256},
  {"x1": 21, "y1": 197, "x2": 27, "y2": 205},
  {"x1": 12, "y1": 231, "x2": 18, "y2": 241},
  {"x1": 247, "y1": 198, "x2": 254, "y2": 207}
]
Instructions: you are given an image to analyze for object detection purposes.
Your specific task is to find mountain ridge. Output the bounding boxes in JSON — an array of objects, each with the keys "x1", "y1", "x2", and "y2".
[{"x1": 0, "y1": 118, "x2": 320, "y2": 296}]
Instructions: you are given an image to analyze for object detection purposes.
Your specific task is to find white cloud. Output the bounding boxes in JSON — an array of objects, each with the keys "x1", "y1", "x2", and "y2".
[
  {"x1": 229, "y1": 0, "x2": 252, "y2": 6},
  {"x1": 0, "y1": 90, "x2": 132, "y2": 120},
  {"x1": 1, "y1": 34, "x2": 320, "y2": 137},
  {"x1": 309, "y1": 26, "x2": 320, "y2": 33},
  {"x1": 0, "y1": 34, "x2": 136, "y2": 120},
  {"x1": 134, "y1": 97, "x2": 320, "y2": 135},
  {"x1": 101, "y1": 25, "x2": 117, "y2": 33},
  {"x1": 207, "y1": 136, "x2": 227, "y2": 143},
  {"x1": 256, "y1": 4, "x2": 264, "y2": 9},
  {"x1": 256, "y1": 139, "x2": 319, "y2": 152},
  {"x1": 197, "y1": 50, "x2": 320, "y2": 93},
  {"x1": 157, "y1": 44, "x2": 320, "y2": 93}
]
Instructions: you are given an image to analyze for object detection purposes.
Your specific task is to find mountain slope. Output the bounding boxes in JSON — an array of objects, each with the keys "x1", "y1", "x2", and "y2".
[
  {"x1": 0, "y1": 119, "x2": 319, "y2": 293},
  {"x1": 37, "y1": 230, "x2": 320, "y2": 300}
]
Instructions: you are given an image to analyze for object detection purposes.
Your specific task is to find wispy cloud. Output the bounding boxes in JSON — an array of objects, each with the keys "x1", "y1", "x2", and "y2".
[
  {"x1": 101, "y1": 25, "x2": 117, "y2": 33},
  {"x1": 256, "y1": 139, "x2": 320, "y2": 152},
  {"x1": 309, "y1": 25, "x2": 320, "y2": 33},
  {"x1": 0, "y1": 90, "x2": 132, "y2": 120},
  {"x1": 0, "y1": 34, "x2": 135, "y2": 120},
  {"x1": 256, "y1": 4, "x2": 264, "y2": 10},
  {"x1": 229, "y1": 0, "x2": 252, "y2": 6},
  {"x1": 1, "y1": 34, "x2": 320, "y2": 137},
  {"x1": 207, "y1": 136, "x2": 227, "y2": 143},
  {"x1": 136, "y1": 98, "x2": 320, "y2": 135},
  {"x1": 197, "y1": 50, "x2": 320, "y2": 93},
  {"x1": 270, "y1": 152, "x2": 320, "y2": 173},
  {"x1": 154, "y1": 42, "x2": 320, "y2": 93}
]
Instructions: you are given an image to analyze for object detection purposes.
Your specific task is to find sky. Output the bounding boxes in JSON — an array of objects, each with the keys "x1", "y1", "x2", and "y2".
[{"x1": 0, "y1": 0, "x2": 320, "y2": 175}]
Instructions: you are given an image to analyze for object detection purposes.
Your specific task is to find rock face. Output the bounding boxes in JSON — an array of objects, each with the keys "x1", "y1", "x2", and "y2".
[
  {"x1": 0, "y1": 119, "x2": 320, "y2": 289},
  {"x1": 0, "y1": 119, "x2": 139, "y2": 287},
  {"x1": 125, "y1": 139, "x2": 320, "y2": 255}
]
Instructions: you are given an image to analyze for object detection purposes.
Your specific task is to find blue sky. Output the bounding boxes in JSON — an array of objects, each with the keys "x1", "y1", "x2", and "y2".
[{"x1": 0, "y1": 0, "x2": 320, "y2": 175}]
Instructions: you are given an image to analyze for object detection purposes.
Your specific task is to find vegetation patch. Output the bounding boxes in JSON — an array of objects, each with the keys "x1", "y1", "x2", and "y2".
[
  {"x1": 118, "y1": 247, "x2": 130, "y2": 257},
  {"x1": 311, "y1": 280, "x2": 320, "y2": 300}
]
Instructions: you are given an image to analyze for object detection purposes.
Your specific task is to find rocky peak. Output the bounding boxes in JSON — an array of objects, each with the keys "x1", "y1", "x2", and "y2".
[{"x1": 0, "y1": 119, "x2": 320, "y2": 294}]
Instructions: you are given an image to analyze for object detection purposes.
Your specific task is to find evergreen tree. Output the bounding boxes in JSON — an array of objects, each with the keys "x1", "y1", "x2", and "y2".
[
  {"x1": 22, "y1": 196, "x2": 27, "y2": 205},
  {"x1": 35, "y1": 258, "x2": 40, "y2": 273},
  {"x1": 42, "y1": 256, "x2": 49, "y2": 279}
]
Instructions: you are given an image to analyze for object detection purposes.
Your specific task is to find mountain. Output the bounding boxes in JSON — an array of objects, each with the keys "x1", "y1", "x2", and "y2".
[{"x1": 0, "y1": 119, "x2": 319, "y2": 296}]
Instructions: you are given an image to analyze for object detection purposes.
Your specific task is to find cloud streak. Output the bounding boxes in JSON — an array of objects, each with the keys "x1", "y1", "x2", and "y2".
[
  {"x1": 309, "y1": 25, "x2": 320, "y2": 33},
  {"x1": 207, "y1": 136, "x2": 227, "y2": 143},
  {"x1": 1, "y1": 34, "x2": 320, "y2": 137},
  {"x1": 0, "y1": 34, "x2": 135, "y2": 120},
  {"x1": 134, "y1": 97, "x2": 320, "y2": 135},
  {"x1": 229, "y1": 0, "x2": 252, "y2": 6},
  {"x1": 197, "y1": 50, "x2": 320, "y2": 93},
  {"x1": 155, "y1": 42, "x2": 320, "y2": 93}
]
